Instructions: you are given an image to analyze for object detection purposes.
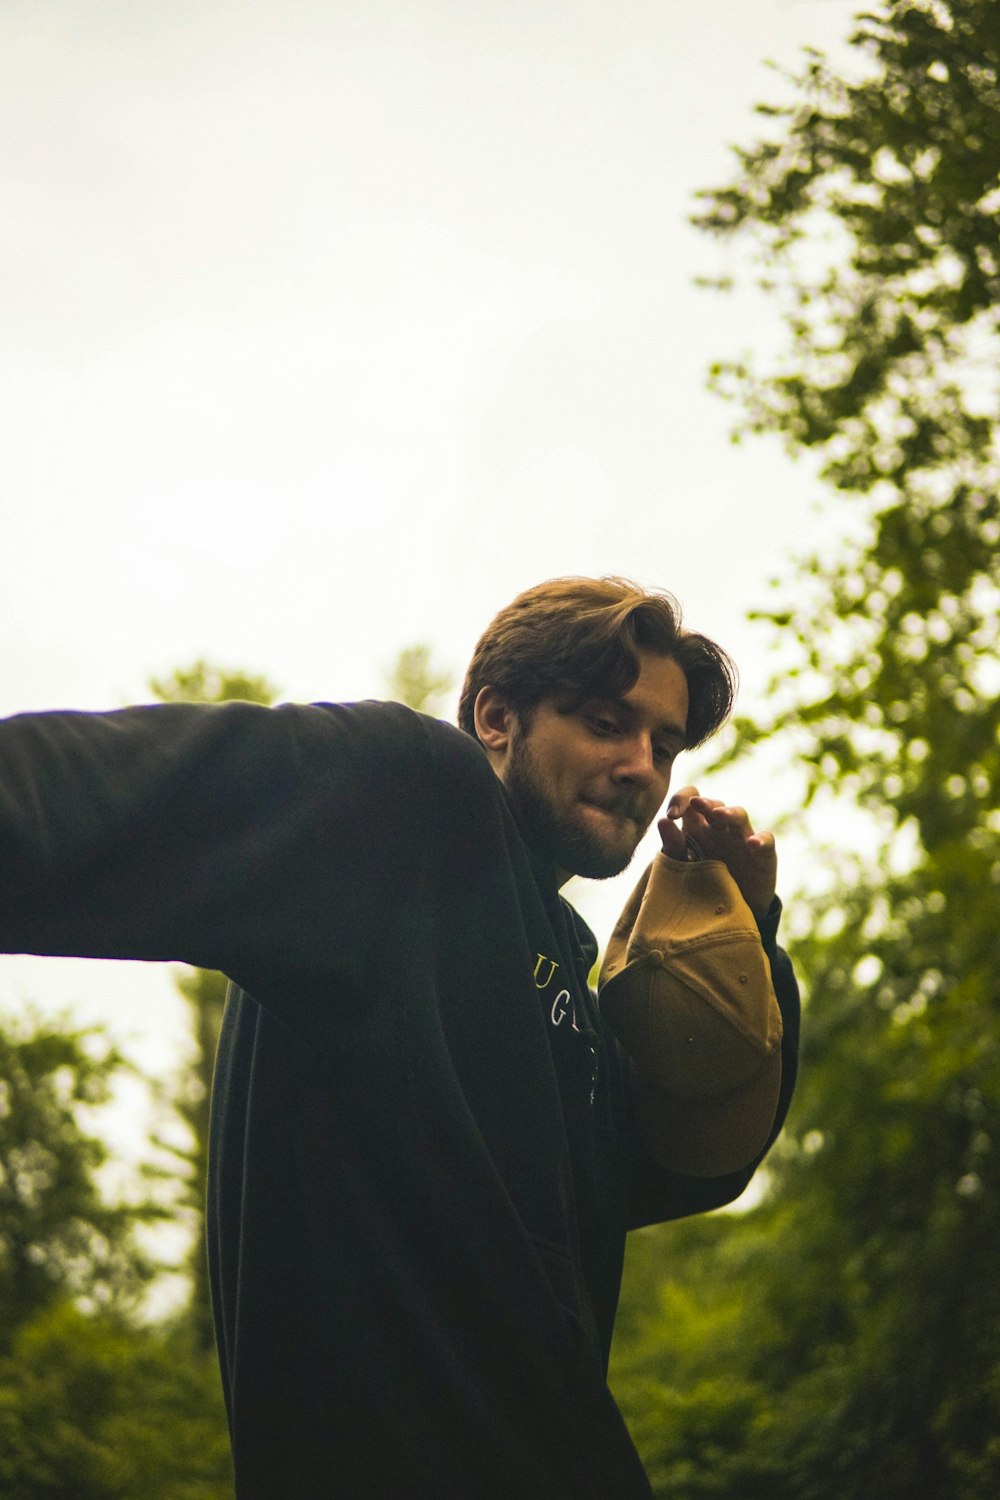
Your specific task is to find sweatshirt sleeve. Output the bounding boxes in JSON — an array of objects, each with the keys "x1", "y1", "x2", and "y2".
[{"x1": 0, "y1": 699, "x2": 435, "y2": 981}]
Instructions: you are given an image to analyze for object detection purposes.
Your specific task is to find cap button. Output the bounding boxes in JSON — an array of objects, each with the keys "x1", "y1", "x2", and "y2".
[{"x1": 738, "y1": 973, "x2": 748, "y2": 983}]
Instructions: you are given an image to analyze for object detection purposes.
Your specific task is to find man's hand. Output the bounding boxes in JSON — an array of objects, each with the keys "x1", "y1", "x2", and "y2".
[{"x1": 657, "y1": 785, "x2": 777, "y2": 920}]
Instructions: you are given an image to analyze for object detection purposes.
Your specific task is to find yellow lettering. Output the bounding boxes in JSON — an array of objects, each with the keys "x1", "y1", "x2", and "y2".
[{"x1": 533, "y1": 953, "x2": 560, "y2": 989}]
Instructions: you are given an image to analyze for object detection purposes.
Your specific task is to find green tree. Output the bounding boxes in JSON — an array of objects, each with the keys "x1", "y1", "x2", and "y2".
[
  {"x1": 0, "y1": 1302, "x2": 232, "y2": 1500},
  {"x1": 612, "y1": 3, "x2": 1000, "y2": 1495},
  {"x1": 692, "y1": 0, "x2": 999, "y2": 841},
  {"x1": 0, "y1": 1013, "x2": 160, "y2": 1351},
  {"x1": 0, "y1": 1012, "x2": 233, "y2": 1498},
  {"x1": 383, "y1": 643, "x2": 454, "y2": 715},
  {"x1": 148, "y1": 662, "x2": 279, "y2": 1352}
]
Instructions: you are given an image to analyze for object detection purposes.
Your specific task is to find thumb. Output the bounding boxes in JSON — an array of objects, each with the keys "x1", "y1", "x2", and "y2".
[{"x1": 657, "y1": 814, "x2": 687, "y2": 861}]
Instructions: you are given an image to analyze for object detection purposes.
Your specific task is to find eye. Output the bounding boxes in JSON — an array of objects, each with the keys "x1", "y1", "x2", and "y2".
[
  {"x1": 587, "y1": 715, "x2": 620, "y2": 738},
  {"x1": 653, "y1": 743, "x2": 676, "y2": 765}
]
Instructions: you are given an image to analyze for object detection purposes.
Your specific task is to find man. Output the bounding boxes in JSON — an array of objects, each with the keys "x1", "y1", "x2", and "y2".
[{"x1": 0, "y1": 576, "x2": 799, "y2": 1498}]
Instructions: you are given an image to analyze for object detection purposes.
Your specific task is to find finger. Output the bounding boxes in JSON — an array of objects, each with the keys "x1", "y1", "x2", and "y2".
[
  {"x1": 677, "y1": 804, "x2": 715, "y2": 837},
  {"x1": 746, "y1": 830, "x2": 776, "y2": 854},
  {"x1": 687, "y1": 796, "x2": 726, "y2": 816},
  {"x1": 657, "y1": 815, "x2": 688, "y2": 860},
  {"x1": 664, "y1": 785, "x2": 700, "y2": 819},
  {"x1": 698, "y1": 803, "x2": 754, "y2": 835}
]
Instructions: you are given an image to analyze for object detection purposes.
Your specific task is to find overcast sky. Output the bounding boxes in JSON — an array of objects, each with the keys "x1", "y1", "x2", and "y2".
[{"x1": 1, "y1": 0, "x2": 864, "y2": 1109}]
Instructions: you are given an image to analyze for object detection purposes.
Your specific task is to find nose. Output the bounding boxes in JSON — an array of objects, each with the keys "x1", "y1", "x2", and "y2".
[{"x1": 612, "y1": 732, "x2": 657, "y2": 787}]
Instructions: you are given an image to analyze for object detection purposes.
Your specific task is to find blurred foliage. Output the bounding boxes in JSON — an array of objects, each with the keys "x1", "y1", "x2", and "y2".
[
  {"x1": 167, "y1": 965, "x2": 228, "y2": 1352},
  {"x1": 0, "y1": 1014, "x2": 161, "y2": 1350},
  {"x1": 612, "y1": 2, "x2": 1000, "y2": 1495},
  {"x1": 0, "y1": 1012, "x2": 233, "y2": 1496},
  {"x1": 147, "y1": 661, "x2": 278, "y2": 711},
  {"x1": 693, "y1": 0, "x2": 999, "y2": 843},
  {"x1": 0, "y1": 1303, "x2": 232, "y2": 1499},
  {"x1": 383, "y1": 642, "x2": 454, "y2": 715}
]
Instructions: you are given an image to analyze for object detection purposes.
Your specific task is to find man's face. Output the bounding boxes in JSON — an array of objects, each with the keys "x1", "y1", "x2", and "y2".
[{"x1": 501, "y1": 651, "x2": 689, "y2": 882}]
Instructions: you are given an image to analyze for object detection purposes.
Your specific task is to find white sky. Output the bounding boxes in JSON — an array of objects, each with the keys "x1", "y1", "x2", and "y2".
[{"x1": 1, "y1": 0, "x2": 865, "y2": 1115}]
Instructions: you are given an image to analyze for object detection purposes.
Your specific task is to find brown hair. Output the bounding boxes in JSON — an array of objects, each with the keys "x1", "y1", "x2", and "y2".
[{"x1": 457, "y1": 576, "x2": 736, "y2": 749}]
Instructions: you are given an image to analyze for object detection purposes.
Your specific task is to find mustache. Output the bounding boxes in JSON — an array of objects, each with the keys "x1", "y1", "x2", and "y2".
[{"x1": 581, "y1": 794, "x2": 647, "y2": 821}]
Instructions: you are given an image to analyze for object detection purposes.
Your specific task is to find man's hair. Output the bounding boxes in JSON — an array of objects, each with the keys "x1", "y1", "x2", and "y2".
[{"x1": 457, "y1": 576, "x2": 736, "y2": 750}]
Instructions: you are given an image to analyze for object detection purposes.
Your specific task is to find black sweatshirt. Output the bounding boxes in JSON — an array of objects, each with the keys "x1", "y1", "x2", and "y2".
[{"x1": 0, "y1": 700, "x2": 800, "y2": 1499}]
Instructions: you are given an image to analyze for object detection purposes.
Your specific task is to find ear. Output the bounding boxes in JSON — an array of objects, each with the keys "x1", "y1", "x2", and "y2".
[{"x1": 473, "y1": 686, "x2": 516, "y2": 759}]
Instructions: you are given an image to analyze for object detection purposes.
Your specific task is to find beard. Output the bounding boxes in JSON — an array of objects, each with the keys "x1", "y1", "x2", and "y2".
[{"x1": 503, "y1": 730, "x2": 648, "y2": 881}]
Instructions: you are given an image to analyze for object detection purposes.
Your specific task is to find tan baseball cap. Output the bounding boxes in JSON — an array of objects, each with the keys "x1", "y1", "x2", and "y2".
[{"x1": 598, "y1": 853, "x2": 783, "y2": 1177}]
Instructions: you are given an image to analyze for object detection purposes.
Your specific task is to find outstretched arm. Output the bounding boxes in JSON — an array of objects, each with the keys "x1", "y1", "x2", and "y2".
[{"x1": 0, "y1": 699, "x2": 433, "y2": 979}]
